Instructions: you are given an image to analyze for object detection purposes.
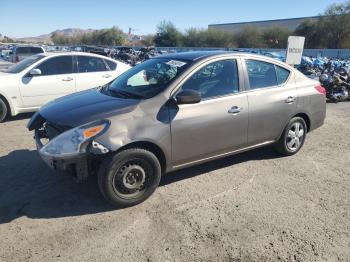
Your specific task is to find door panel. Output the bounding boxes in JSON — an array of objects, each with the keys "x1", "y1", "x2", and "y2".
[
  {"x1": 75, "y1": 55, "x2": 114, "y2": 92},
  {"x1": 244, "y1": 59, "x2": 297, "y2": 145},
  {"x1": 170, "y1": 59, "x2": 248, "y2": 166},
  {"x1": 171, "y1": 94, "x2": 249, "y2": 166},
  {"x1": 247, "y1": 86, "x2": 297, "y2": 145},
  {"x1": 19, "y1": 56, "x2": 75, "y2": 107}
]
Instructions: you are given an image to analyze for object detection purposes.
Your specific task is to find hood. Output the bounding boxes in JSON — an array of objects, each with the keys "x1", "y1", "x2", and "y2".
[{"x1": 35, "y1": 89, "x2": 140, "y2": 128}]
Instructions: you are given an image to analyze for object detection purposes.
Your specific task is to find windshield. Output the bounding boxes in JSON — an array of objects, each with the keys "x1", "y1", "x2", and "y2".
[
  {"x1": 5, "y1": 54, "x2": 45, "y2": 73},
  {"x1": 105, "y1": 58, "x2": 191, "y2": 99}
]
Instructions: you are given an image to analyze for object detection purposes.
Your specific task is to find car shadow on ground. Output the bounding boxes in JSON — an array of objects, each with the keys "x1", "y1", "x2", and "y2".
[
  {"x1": 161, "y1": 146, "x2": 282, "y2": 186},
  {"x1": 0, "y1": 146, "x2": 282, "y2": 224},
  {"x1": 6, "y1": 112, "x2": 34, "y2": 122}
]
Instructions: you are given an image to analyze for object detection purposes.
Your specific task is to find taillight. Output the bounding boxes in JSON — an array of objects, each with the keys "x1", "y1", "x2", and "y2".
[
  {"x1": 15, "y1": 55, "x2": 19, "y2": 62},
  {"x1": 315, "y1": 84, "x2": 326, "y2": 96}
]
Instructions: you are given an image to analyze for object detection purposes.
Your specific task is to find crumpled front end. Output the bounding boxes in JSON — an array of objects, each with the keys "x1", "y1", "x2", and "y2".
[{"x1": 29, "y1": 113, "x2": 110, "y2": 182}]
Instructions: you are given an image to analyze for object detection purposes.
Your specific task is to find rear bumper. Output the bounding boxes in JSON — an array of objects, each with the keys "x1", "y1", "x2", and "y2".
[
  {"x1": 309, "y1": 100, "x2": 326, "y2": 132},
  {"x1": 35, "y1": 130, "x2": 90, "y2": 181}
]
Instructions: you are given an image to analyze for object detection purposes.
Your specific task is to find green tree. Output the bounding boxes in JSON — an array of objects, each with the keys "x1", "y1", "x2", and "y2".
[
  {"x1": 182, "y1": 28, "x2": 202, "y2": 47},
  {"x1": 318, "y1": 1, "x2": 350, "y2": 48},
  {"x1": 154, "y1": 21, "x2": 183, "y2": 47},
  {"x1": 141, "y1": 34, "x2": 155, "y2": 46},
  {"x1": 294, "y1": 19, "x2": 322, "y2": 48},
  {"x1": 183, "y1": 28, "x2": 236, "y2": 48},
  {"x1": 0, "y1": 35, "x2": 14, "y2": 43},
  {"x1": 235, "y1": 26, "x2": 262, "y2": 48},
  {"x1": 262, "y1": 26, "x2": 292, "y2": 48},
  {"x1": 51, "y1": 27, "x2": 126, "y2": 45}
]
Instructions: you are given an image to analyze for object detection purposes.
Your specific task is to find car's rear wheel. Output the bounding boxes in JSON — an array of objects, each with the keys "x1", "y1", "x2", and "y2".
[
  {"x1": 0, "y1": 97, "x2": 9, "y2": 123},
  {"x1": 98, "y1": 148, "x2": 161, "y2": 207},
  {"x1": 274, "y1": 117, "x2": 307, "y2": 156}
]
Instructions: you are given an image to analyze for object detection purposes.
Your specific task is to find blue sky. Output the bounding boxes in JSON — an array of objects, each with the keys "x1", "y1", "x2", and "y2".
[{"x1": 0, "y1": 0, "x2": 344, "y2": 37}]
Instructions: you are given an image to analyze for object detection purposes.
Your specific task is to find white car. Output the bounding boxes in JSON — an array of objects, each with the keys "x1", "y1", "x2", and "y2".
[{"x1": 0, "y1": 52, "x2": 131, "y2": 122}]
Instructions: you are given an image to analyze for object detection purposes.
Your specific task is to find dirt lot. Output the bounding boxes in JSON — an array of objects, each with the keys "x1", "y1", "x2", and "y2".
[{"x1": 0, "y1": 103, "x2": 349, "y2": 262}]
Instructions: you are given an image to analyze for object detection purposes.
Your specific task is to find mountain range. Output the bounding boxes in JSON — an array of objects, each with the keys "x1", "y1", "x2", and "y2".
[{"x1": 16, "y1": 28, "x2": 96, "y2": 43}]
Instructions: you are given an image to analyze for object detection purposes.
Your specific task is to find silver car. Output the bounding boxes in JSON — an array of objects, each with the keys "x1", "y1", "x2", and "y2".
[{"x1": 28, "y1": 51, "x2": 326, "y2": 207}]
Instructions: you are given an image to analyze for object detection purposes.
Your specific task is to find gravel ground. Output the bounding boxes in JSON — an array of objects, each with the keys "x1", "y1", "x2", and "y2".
[{"x1": 0, "y1": 103, "x2": 349, "y2": 262}]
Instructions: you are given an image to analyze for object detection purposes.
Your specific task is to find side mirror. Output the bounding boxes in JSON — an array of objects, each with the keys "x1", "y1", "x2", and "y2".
[
  {"x1": 29, "y1": 68, "x2": 42, "y2": 76},
  {"x1": 175, "y1": 89, "x2": 201, "y2": 104}
]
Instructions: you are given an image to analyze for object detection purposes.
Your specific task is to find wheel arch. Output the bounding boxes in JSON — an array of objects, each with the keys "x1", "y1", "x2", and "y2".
[
  {"x1": 293, "y1": 112, "x2": 311, "y2": 132},
  {"x1": 0, "y1": 93, "x2": 13, "y2": 116},
  {"x1": 276, "y1": 112, "x2": 311, "y2": 141},
  {"x1": 114, "y1": 141, "x2": 167, "y2": 174}
]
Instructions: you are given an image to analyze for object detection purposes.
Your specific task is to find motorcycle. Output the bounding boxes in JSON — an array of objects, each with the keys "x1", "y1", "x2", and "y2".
[{"x1": 319, "y1": 68, "x2": 350, "y2": 102}]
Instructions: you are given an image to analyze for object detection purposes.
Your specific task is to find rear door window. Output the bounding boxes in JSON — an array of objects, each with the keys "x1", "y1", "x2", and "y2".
[
  {"x1": 275, "y1": 65, "x2": 290, "y2": 85},
  {"x1": 77, "y1": 56, "x2": 108, "y2": 73},
  {"x1": 246, "y1": 60, "x2": 278, "y2": 89},
  {"x1": 36, "y1": 56, "x2": 73, "y2": 76}
]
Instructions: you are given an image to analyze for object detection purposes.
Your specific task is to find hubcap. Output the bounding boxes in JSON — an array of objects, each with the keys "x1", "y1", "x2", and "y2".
[
  {"x1": 121, "y1": 164, "x2": 146, "y2": 190},
  {"x1": 286, "y1": 122, "x2": 304, "y2": 151}
]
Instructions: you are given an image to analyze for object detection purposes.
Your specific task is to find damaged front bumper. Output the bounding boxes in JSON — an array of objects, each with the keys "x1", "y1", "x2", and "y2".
[{"x1": 34, "y1": 129, "x2": 90, "y2": 181}]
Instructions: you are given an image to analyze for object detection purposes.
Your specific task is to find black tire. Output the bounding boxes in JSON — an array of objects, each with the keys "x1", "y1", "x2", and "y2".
[
  {"x1": 0, "y1": 97, "x2": 9, "y2": 123},
  {"x1": 98, "y1": 148, "x2": 161, "y2": 207},
  {"x1": 274, "y1": 117, "x2": 307, "y2": 156}
]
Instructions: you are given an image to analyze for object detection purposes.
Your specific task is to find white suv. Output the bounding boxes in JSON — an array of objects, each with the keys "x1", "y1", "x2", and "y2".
[{"x1": 0, "y1": 52, "x2": 131, "y2": 122}]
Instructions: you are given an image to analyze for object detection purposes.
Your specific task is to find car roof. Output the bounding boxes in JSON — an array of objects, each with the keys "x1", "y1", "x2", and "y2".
[
  {"x1": 42, "y1": 51, "x2": 114, "y2": 60},
  {"x1": 14, "y1": 45, "x2": 44, "y2": 48},
  {"x1": 155, "y1": 50, "x2": 283, "y2": 62},
  {"x1": 157, "y1": 50, "x2": 293, "y2": 64},
  {"x1": 156, "y1": 51, "x2": 236, "y2": 61}
]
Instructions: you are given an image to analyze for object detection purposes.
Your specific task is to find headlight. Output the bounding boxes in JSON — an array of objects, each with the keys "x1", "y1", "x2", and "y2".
[{"x1": 40, "y1": 120, "x2": 110, "y2": 158}]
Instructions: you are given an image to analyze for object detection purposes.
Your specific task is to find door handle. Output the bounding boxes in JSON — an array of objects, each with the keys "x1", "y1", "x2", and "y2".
[
  {"x1": 62, "y1": 77, "x2": 73, "y2": 81},
  {"x1": 102, "y1": 74, "x2": 112, "y2": 78},
  {"x1": 228, "y1": 106, "x2": 242, "y2": 114},
  {"x1": 285, "y1": 96, "x2": 295, "y2": 103}
]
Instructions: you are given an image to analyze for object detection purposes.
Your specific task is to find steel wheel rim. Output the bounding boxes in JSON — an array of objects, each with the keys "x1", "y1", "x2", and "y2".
[
  {"x1": 112, "y1": 160, "x2": 150, "y2": 199},
  {"x1": 286, "y1": 122, "x2": 304, "y2": 151}
]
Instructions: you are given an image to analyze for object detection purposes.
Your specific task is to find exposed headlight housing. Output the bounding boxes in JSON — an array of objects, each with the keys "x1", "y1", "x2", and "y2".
[{"x1": 40, "y1": 120, "x2": 110, "y2": 158}]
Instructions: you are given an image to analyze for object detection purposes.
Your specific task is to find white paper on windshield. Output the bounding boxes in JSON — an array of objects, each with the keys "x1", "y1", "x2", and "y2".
[{"x1": 166, "y1": 60, "x2": 187, "y2": 67}]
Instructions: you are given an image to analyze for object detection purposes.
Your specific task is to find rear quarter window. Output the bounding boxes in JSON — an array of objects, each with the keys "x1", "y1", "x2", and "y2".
[
  {"x1": 104, "y1": 59, "x2": 117, "y2": 70},
  {"x1": 275, "y1": 65, "x2": 290, "y2": 85}
]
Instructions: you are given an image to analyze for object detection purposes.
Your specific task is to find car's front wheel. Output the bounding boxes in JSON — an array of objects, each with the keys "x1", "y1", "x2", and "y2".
[
  {"x1": 0, "y1": 97, "x2": 9, "y2": 123},
  {"x1": 274, "y1": 117, "x2": 307, "y2": 156},
  {"x1": 98, "y1": 148, "x2": 161, "y2": 207}
]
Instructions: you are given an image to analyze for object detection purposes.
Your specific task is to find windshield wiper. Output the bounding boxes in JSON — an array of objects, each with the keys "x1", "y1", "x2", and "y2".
[
  {"x1": 108, "y1": 89, "x2": 146, "y2": 99},
  {"x1": 98, "y1": 83, "x2": 110, "y2": 93}
]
